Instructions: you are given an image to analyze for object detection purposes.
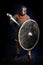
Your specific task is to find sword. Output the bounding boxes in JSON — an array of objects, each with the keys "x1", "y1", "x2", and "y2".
[{"x1": 6, "y1": 13, "x2": 20, "y2": 26}]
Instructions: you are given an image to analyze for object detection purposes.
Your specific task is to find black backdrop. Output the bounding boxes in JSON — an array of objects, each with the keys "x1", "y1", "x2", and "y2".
[{"x1": 0, "y1": 0, "x2": 43, "y2": 65}]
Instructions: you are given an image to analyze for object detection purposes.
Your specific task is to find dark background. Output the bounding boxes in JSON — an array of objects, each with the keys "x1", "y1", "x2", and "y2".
[{"x1": 0, "y1": 0, "x2": 43, "y2": 65}]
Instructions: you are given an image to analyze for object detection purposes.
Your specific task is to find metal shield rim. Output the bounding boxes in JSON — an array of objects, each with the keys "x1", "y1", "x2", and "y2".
[{"x1": 18, "y1": 19, "x2": 40, "y2": 51}]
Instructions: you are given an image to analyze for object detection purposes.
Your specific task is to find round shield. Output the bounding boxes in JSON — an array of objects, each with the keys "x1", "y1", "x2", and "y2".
[{"x1": 18, "y1": 19, "x2": 40, "y2": 50}]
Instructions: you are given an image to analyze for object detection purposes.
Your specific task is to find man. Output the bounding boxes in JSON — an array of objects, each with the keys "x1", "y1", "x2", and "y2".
[{"x1": 7, "y1": 5, "x2": 32, "y2": 60}]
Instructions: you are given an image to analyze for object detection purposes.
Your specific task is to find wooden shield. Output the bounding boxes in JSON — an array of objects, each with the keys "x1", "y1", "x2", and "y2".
[{"x1": 18, "y1": 19, "x2": 40, "y2": 50}]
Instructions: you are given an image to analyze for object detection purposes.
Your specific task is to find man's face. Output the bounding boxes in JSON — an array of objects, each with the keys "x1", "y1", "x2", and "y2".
[{"x1": 20, "y1": 7, "x2": 27, "y2": 15}]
